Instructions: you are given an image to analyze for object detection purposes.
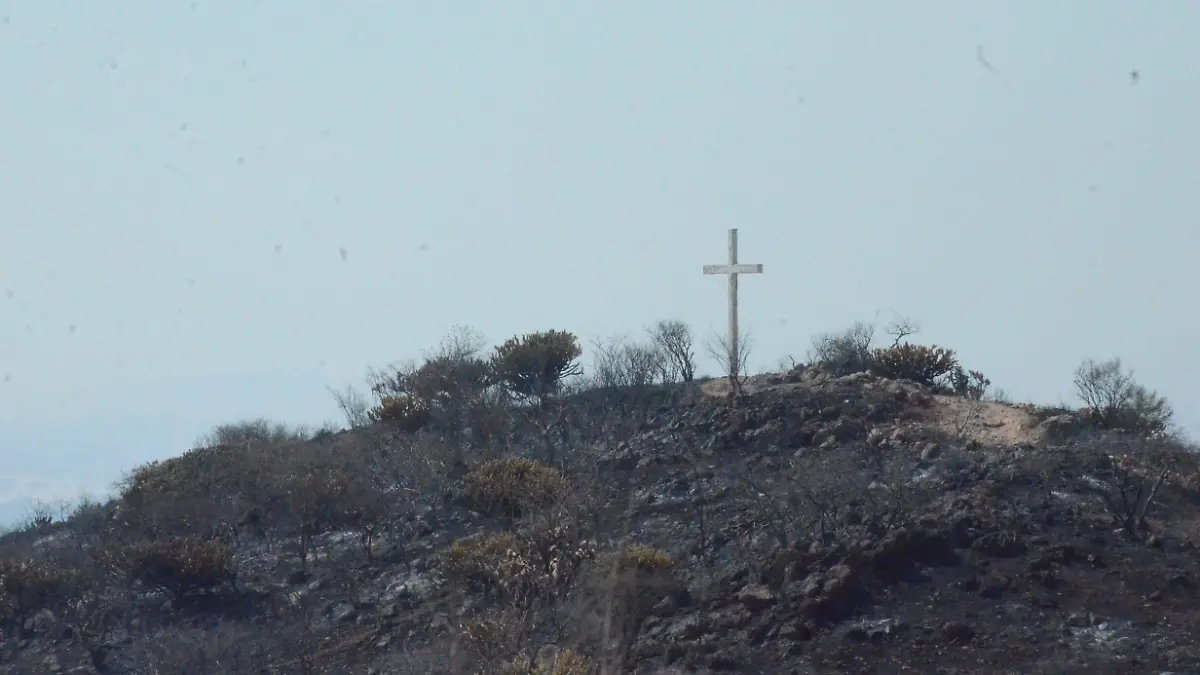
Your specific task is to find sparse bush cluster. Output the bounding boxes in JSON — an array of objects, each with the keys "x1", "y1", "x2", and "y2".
[
  {"x1": 345, "y1": 320, "x2": 701, "y2": 438},
  {"x1": 590, "y1": 320, "x2": 699, "y2": 392},
  {"x1": 809, "y1": 319, "x2": 986, "y2": 393},
  {"x1": 808, "y1": 321, "x2": 876, "y2": 376},
  {"x1": 432, "y1": 455, "x2": 611, "y2": 669},
  {"x1": 443, "y1": 459, "x2": 595, "y2": 601},
  {"x1": 361, "y1": 326, "x2": 586, "y2": 433},
  {"x1": 591, "y1": 336, "x2": 669, "y2": 390},
  {"x1": 809, "y1": 319, "x2": 1177, "y2": 439},
  {"x1": 1, "y1": 311, "x2": 1192, "y2": 674},
  {"x1": 194, "y1": 418, "x2": 322, "y2": 450},
  {"x1": 808, "y1": 320, "x2": 950, "y2": 383}
]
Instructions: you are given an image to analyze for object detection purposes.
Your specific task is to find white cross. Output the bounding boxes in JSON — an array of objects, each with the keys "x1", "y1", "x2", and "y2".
[{"x1": 702, "y1": 228, "x2": 763, "y2": 375}]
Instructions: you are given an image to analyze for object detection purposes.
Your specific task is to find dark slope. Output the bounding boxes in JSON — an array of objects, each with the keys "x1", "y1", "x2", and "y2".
[{"x1": 2, "y1": 369, "x2": 1198, "y2": 674}]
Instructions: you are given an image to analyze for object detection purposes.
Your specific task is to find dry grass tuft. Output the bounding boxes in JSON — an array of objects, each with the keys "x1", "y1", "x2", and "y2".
[{"x1": 464, "y1": 457, "x2": 570, "y2": 518}]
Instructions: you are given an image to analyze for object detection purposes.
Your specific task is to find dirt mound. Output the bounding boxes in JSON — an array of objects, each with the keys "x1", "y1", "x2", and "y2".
[
  {"x1": 3, "y1": 371, "x2": 1199, "y2": 674},
  {"x1": 702, "y1": 369, "x2": 1053, "y2": 448}
]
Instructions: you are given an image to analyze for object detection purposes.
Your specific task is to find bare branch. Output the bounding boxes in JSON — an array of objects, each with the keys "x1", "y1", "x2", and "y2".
[
  {"x1": 808, "y1": 321, "x2": 875, "y2": 376},
  {"x1": 1074, "y1": 357, "x2": 1174, "y2": 436},
  {"x1": 646, "y1": 319, "x2": 697, "y2": 383},
  {"x1": 704, "y1": 329, "x2": 753, "y2": 395},
  {"x1": 328, "y1": 384, "x2": 372, "y2": 429},
  {"x1": 884, "y1": 315, "x2": 919, "y2": 348}
]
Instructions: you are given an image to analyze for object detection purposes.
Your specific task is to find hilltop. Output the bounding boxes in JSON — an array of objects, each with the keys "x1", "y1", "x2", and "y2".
[{"x1": 1, "y1": 322, "x2": 1197, "y2": 675}]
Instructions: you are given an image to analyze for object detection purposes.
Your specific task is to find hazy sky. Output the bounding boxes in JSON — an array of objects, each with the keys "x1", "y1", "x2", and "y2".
[{"x1": 1, "y1": 2, "x2": 1196, "y2": 525}]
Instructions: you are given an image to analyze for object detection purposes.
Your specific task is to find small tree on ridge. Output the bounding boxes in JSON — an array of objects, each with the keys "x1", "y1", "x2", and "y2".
[
  {"x1": 647, "y1": 319, "x2": 697, "y2": 383},
  {"x1": 491, "y1": 330, "x2": 583, "y2": 407}
]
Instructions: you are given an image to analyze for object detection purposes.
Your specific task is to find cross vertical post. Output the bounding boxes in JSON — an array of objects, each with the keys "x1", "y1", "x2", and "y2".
[{"x1": 702, "y1": 228, "x2": 763, "y2": 381}]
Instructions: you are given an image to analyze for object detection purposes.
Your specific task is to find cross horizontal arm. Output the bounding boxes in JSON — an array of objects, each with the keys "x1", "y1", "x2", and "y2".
[{"x1": 703, "y1": 264, "x2": 764, "y2": 275}]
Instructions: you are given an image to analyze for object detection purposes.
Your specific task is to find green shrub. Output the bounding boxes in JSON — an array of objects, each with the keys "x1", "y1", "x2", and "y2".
[
  {"x1": 368, "y1": 394, "x2": 432, "y2": 430},
  {"x1": 491, "y1": 330, "x2": 583, "y2": 402},
  {"x1": 464, "y1": 457, "x2": 569, "y2": 517},
  {"x1": 407, "y1": 355, "x2": 492, "y2": 405},
  {"x1": 869, "y1": 343, "x2": 958, "y2": 385}
]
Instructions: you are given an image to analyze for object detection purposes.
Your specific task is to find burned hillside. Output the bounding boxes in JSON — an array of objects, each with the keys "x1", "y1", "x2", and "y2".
[{"x1": 2, "y1": 325, "x2": 1198, "y2": 675}]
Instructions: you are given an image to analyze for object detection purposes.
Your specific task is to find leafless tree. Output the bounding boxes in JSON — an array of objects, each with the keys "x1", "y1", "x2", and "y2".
[
  {"x1": 987, "y1": 387, "x2": 1012, "y2": 404},
  {"x1": 775, "y1": 354, "x2": 802, "y2": 371},
  {"x1": 704, "y1": 329, "x2": 753, "y2": 395},
  {"x1": 431, "y1": 324, "x2": 489, "y2": 361},
  {"x1": 1074, "y1": 357, "x2": 1174, "y2": 436},
  {"x1": 1075, "y1": 435, "x2": 1181, "y2": 538},
  {"x1": 20, "y1": 500, "x2": 56, "y2": 533},
  {"x1": 590, "y1": 335, "x2": 667, "y2": 390},
  {"x1": 647, "y1": 319, "x2": 697, "y2": 383},
  {"x1": 328, "y1": 384, "x2": 372, "y2": 429},
  {"x1": 883, "y1": 315, "x2": 919, "y2": 348}
]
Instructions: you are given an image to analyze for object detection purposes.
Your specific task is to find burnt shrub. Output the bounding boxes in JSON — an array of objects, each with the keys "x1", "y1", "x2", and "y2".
[
  {"x1": 460, "y1": 609, "x2": 528, "y2": 664},
  {"x1": 0, "y1": 559, "x2": 77, "y2": 632},
  {"x1": 463, "y1": 457, "x2": 569, "y2": 518},
  {"x1": 117, "y1": 444, "x2": 263, "y2": 541},
  {"x1": 598, "y1": 545, "x2": 680, "y2": 663},
  {"x1": 870, "y1": 343, "x2": 958, "y2": 386},
  {"x1": 498, "y1": 649, "x2": 597, "y2": 675},
  {"x1": 1073, "y1": 357, "x2": 1174, "y2": 437},
  {"x1": 282, "y1": 464, "x2": 356, "y2": 565},
  {"x1": 369, "y1": 331, "x2": 494, "y2": 434},
  {"x1": 946, "y1": 365, "x2": 991, "y2": 400},
  {"x1": 124, "y1": 536, "x2": 237, "y2": 602},
  {"x1": 809, "y1": 321, "x2": 876, "y2": 376}
]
